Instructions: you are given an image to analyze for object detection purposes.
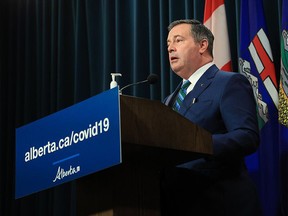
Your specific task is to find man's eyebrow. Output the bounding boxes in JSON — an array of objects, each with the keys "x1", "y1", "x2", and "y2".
[{"x1": 167, "y1": 35, "x2": 184, "y2": 43}]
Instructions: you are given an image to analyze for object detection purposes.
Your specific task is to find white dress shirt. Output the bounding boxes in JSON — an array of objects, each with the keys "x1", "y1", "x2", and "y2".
[{"x1": 183, "y1": 62, "x2": 214, "y2": 94}]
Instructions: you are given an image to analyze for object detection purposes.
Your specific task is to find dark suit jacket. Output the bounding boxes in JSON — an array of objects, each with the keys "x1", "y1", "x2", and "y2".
[{"x1": 162, "y1": 64, "x2": 261, "y2": 216}]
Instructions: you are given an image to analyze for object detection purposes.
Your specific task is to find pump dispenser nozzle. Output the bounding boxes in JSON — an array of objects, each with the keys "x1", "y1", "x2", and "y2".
[{"x1": 110, "y1": 73, "x2": 122, "y2": 89}]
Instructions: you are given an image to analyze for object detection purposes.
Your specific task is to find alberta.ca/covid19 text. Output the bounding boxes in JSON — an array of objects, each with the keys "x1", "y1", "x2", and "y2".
[{"x1": 24, "y1": 117, "x2": 110, "y2": 162}]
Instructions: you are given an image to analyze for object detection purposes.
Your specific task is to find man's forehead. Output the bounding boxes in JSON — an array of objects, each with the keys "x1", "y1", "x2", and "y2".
[
  {"x1": 171, "y1": 23, "x2": 190, "y2": 31},
  {"x1": 167, "y1": 24, "x2": 191, "y2": 39}
]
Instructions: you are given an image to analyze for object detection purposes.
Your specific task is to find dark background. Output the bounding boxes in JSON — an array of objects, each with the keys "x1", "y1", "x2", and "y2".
[{"x1": 0, "y1": 0, "x2": 284, "y2": 215}]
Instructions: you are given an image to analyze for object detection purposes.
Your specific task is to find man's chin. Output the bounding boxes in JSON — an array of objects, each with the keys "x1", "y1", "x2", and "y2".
[
  {"x1": 172, "y1": 69, "x2": 187, "y2": 79},
  {"x1": 171, "y1": 68, "x2": 182, "y2": 74},
  {"x1": 170, "y1": 66, "x2": 181, "y2": 73}
]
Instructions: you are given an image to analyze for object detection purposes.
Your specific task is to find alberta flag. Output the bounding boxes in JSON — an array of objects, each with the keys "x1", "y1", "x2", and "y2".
[
  {"x1": 239, "y1": 0, "x2": 279, "y2": 216},
  {"x1": 279, "y1": 0, "x2": 288, "y2": 214}
]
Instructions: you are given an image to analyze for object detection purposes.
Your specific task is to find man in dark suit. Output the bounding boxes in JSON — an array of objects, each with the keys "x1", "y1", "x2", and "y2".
[{"x1": 161, "y1": 19, "x2": 261, "y2": 216}]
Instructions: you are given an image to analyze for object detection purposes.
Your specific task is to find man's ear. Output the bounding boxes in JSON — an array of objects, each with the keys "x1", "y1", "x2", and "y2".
[{"x1": 199, "y1": 39, "x2": 208, "y2": 54}]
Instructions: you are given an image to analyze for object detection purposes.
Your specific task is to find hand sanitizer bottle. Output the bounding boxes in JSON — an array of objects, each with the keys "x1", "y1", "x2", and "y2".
[{"x1": 110, "y1": 73, "x2": 122, "y2": 89}]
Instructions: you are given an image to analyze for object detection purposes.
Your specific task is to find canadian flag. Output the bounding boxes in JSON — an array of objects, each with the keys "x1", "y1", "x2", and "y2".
[{"x1": 203, "y1": 0, "x2": 232, "y2": 71}]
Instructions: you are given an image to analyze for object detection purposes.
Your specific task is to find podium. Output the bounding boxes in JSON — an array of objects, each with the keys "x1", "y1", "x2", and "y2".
[{"x1": 76, "y1": 95, "x2": 212, "y2": 216}]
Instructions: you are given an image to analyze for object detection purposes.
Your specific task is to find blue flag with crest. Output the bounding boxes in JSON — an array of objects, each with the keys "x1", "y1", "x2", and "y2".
[{"x1": 239, "y1": 0, "x2": 280, "y2": 215}]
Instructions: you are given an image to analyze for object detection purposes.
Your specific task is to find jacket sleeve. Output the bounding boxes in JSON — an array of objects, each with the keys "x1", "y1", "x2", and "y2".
[{"x1": 212, "y1": 74, "x2": 259, "y2": 161}]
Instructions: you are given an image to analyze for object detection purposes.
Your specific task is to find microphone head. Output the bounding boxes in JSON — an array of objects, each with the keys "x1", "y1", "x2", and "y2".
[{"x1": 147, "y1": 74, "x2": 159, "y2": 84}]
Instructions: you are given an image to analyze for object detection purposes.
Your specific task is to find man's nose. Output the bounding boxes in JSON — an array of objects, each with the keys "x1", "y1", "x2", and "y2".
[{"x1": 168, "y1": 44, "x2": 175, "y2": 53}]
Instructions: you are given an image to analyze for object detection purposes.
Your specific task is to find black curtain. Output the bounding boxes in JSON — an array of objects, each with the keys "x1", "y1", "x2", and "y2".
[{"x1": 0, "y1": 0, "x2": 283, "y2": 215}]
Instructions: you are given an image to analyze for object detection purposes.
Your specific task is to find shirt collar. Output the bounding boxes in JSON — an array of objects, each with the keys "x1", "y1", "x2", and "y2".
[{"x1": 183, "y1": 62, "x2": 214, "y2": 92}]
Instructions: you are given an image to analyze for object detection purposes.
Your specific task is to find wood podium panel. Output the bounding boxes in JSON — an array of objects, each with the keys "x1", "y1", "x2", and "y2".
[{"x1": 76, "y1": 95, "x2": 212, "y2": 216}]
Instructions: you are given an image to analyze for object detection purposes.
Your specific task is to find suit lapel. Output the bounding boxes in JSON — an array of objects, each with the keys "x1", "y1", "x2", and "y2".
[
  {"x1": 178, "y1": 65, "x2": 219, "y2": 115},
  {"x1": 165, "y1": 82, "x2": 182, "y2": 107}
]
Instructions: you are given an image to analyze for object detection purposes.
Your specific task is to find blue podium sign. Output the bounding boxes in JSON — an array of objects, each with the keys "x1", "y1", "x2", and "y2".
[{"x1": 15, "y1": 87, "x2": 121, "y2": 199}]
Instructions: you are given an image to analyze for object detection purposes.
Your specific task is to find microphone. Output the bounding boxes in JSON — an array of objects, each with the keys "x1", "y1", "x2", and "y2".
[
  {"x1": 146, "y1": 73, "x2": 158, "y2": 84},
  {"x1": 120, "y1": 74, "x2": 159, "y2": 94}
]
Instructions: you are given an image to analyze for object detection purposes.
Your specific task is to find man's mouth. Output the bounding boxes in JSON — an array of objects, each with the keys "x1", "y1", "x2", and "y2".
[{"x1": 170, "y1": 56, "x2": 178, "y2": 62}]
